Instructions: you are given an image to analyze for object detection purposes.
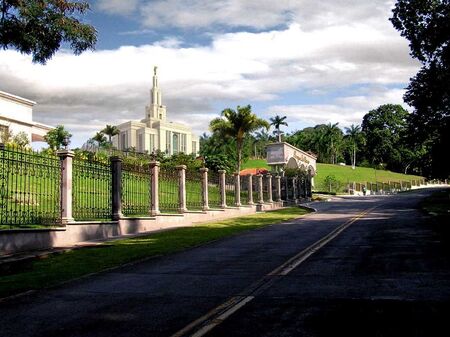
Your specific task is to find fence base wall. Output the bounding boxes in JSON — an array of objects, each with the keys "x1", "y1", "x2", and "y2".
[{"x1": 1, "y1": 203, "x2": 287, "y2": 255}]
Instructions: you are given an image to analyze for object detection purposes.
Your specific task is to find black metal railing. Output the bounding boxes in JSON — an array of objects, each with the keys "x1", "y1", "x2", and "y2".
[
  {"x1": 72, "y1": 157, "x2": 112, "y2": 220},
  {"x1": 208, "y1": 171, "x2": 221, "y2": 208},
  {"x1": 225, "y1": 174, "x2": 235, "y2": 206},
  {"x1": 263, "y1": 175, "x2": 271, "y2": 202},
  {"x1": 252, "y1": 176, "x2": 259, "y2": 203},
  {"x1": 159, "y1": 167, "x2": 179, "y2": 213},
  {"x1": 240, "y1": 175, "x2": 250, "y2": 205},
  {"x1": 0, "y1": 145, "x2": 61, "y2": 229},
  {"x1": 186, "y1": 169, "x2": 203, "y2": 210},
  {"x1": 121, "y1": 162, "x2": 151, "y2": 217}
]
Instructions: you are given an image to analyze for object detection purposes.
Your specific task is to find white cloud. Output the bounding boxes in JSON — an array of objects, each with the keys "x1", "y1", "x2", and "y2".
[
  {"x1": 0, "y1": 2, "x2": 419, "y2": 147},
  {"x1": 97, "y1": 0, "x2": 140, "y2": 16},
  {"x1": 138, "y1": 0, "x2": 396, "y2": 31},
  {"x1": 264, "y1": 87, "x2": 409, "y2": 129}
]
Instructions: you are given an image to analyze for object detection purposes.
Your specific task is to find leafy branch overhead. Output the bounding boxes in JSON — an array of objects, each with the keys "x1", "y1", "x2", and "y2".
[{"x1": 0, "y1": 0, "x2": 97, "y2": 63}]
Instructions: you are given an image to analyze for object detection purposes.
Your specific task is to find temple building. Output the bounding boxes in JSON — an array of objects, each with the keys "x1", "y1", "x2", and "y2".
[{"x1": 112, "y1": 67, "x2": 199, "y2": 155}]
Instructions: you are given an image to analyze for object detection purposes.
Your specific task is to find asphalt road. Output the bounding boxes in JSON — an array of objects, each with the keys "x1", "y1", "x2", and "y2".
[{"x1": 1, "y1": 189, "x2": 449, "y2": 337}]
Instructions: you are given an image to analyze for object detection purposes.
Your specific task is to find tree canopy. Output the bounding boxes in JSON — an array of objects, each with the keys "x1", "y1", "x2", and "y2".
[
  {"x1": 391, "y1": 0, "x2": 450, "y2": 178},
  {"x1": 44, "y1": 125, "x2": 72, "y2": 150},
  {"x1": 0, "y1": 0, "x2": 97, "y2": 63},
  {"x1": 209, "y1": 105, "x2": 269, "y2": 173},
  {"x1": 361, "y1": 104, "x2": 409, "y2": 170},
  {"x1": 269, "y1": 115, "x2": 288, "y2": 142}
]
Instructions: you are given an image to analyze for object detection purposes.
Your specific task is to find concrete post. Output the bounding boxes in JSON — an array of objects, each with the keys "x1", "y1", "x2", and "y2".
[
  {"x1": 234, "y1": 173, "x2": 241, "y2": 207},
  {"x1": 292, "y1": 177, "x2": 298, "y2": 202},
  {"x1": 176, "y1": 165, "x2": 187, "y2": 213},
  {"x1": 257, "y1": 174, "x2": 264, "y2": 204},
  {"x1": 149, "y1": 161, "x2": 160, "y2": 216},
  {"x1": 219, "y1": 170, "x2": 227, "y2": 208},
  {"x1": 266, "y1": 174, "x2": 273, "y2": 203},
  {"x1": 275, "y1": 176, "x2": 282, "y2": 202},
  {"x1": 247, "y1": 174, "x2": 254, "y2": 205},
  {"x1": 200, "y1": 168, "x2": 209, "y2": 211},
  {"x1": 110, "y1": 156, "x2": 123, "y2": 220},
  {"x1": 57, "y1": 150, "x2": 75, "y2": 224}
]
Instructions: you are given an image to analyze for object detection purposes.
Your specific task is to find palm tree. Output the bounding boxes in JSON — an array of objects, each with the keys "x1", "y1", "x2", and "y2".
[
  {"x1": 92, "y1": 132, "x2": 107, "y2": 148},
  {"x1": 253, "y1": 129, "x2": 270, "y2": 158},
  {"x1": 269, "y1": 115, "x2": 288, "y2": 142},
  {"x1": 345, "y1": 124, "x2": 363, "y2": 169},
  {"x1": 102, "y1": 125, "x2": 120, "y2": 144},
  {"x1": 210, "y1": 105, "x2": 269, "y2": 173},
  {"x1": 322, "y1": 123, "x2": 343, "y2": 164}
]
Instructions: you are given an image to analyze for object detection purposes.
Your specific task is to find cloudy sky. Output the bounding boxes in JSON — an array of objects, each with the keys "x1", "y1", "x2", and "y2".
[{"x1": 0, "y1": 0, "x2": 419, "y2": 147}]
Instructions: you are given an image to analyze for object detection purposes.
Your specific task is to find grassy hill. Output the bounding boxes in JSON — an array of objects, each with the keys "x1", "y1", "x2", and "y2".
[{"x1": 242, "y1": 158, "x2": 423, "y2": 192}]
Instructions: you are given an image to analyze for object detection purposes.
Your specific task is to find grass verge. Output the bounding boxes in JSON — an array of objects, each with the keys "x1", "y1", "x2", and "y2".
[
  {"x1": 420, "y1": 189, "x2": 450, "y2": 243},
  {"x1": 0, "y1": 207, "x2": 310, "y2": 299}
]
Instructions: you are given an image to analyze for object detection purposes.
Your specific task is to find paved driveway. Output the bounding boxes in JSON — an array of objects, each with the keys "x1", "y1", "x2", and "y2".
[{"x1": 1, "y1": 189, "x2": 448, "y2": 337}]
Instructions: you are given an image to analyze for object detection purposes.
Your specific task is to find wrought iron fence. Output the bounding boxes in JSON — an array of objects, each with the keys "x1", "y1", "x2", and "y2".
[
  {"x1": 225, "y1": 174, "x2": 235, "y2": 206},
  {"x1": 252, "y1": 175, "x2": 260, "y2": 203},
  {"x1": 159, "y1": 166, "x2": 179, "y2": 213},
  {"x1": 121, "y1": 162, "x2": 151, "y2": 217},
  {"x1": 72, "y1": 157, "x2": 112, "y2": 220},
  {"x1": 208, "y1": 171, "x2": 221, "y2": 208},
  {"x1": 240, "y1": 175, "x2": 250, "y2": 205},
  {"x1": 186, "y1": 169, "x2": 203, "y2": 210},
  {"x1": 263, "y1": 175, "x2": 271, "y2": 202},
  {"x1": 0, "y1": 145, "x2": 61, "y2": 229}
]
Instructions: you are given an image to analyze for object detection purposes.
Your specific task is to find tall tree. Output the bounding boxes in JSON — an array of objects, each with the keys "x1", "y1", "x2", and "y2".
[
  {"x1": 344, "y1": 124, "x2": 364, "y2": 169},
  {"x1": 44, "y1": 125, "x2": 72, "y2": 150},
  {"x1": 322, "y1": 123, "x2": 344, "y2": 164},
  {"x1": 102, "y1": 125, "x2": 120, "y2": 144},
  {"x1": 253, "y1": 129, "x2": 270, "y2": 158},
  {"x1": 0, "y1": 0, "x2": 97, "y2": 64},
  {"x1": 209, "y1": 105, "x2": 269, "y2": 173},
  {"x1": 269, "y1": 115, "x2": 288, "y2": 142},
  {"x1": 361, "y1": 104, "x2": 409, "y2": 170},
  {"x1": 391, "y1": 0, "x2": 450, "y2": 177},
  {"x1": 92, "y1": 132, "x2": 107, "y2": 148}
]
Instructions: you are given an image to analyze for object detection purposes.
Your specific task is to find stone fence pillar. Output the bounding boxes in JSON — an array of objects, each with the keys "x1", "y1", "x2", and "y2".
[
  {"x1": 292, "y1": 177, "x2": 298, "y2": 202},
  {"x1": 247, "y1": 174, "x2": 254, "y2": 205},
  {"x1": 275, "y1": 175, "x2": 282, "y2": 202},
  {"x1": 149, "y1": 161, "x2": 160, "y2": 216},
  {"x1": 176, "y1": 165, "x2": 187, "y2": 213},
  {"x1": 257, "y1": 174, "x2": 264, "y2": 204},
  {"x1": 57, "y1": 150, "x2": 75, "y2": 224},
  {"x1": 234, "y1": 173, "x2": 241, "y2": 207},
  {"x1": 110, "y1": 156, "x2": 123, "y2": 220},
  {"x1": 200, "y1": 168, "x2": 209, "y2": 211},
  {"x1": 266, "y1": 174, "x2": 273, "y2": 203},
  {"x1": 219, "y1": 170, "x2": 227, "y2": 208}
]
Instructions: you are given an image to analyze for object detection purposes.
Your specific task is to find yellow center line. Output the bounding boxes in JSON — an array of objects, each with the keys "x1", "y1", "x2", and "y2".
[{"x1": 169, "y1": 205, "x2": 379, "y2": 337}]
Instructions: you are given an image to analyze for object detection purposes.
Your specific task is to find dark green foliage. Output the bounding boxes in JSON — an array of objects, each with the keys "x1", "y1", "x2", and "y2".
[
  {"x1": 285, "y1": 123, "x2": 344, "y2": 164},
  {"x1": 0, "y1": 0, "x2": 97, "y2": 63},
  {"x1": 391, "y1": 0, "x2": 450, "y2": 178},
  {"x1": 209, "y1": 105, "x2": 269, "y2": 173},
  {"x1": 269, "y1": 115, "x2": 288, "y2": 142},
  {"x1": 44, "y1": 124, "x2": 72, "y2": 150},
  {"x1": 101, "y1": 125, "x2": 119, "y2": 143},
  {"x1": 361, "y1": 104, "x2": 409, "y2": 171}
]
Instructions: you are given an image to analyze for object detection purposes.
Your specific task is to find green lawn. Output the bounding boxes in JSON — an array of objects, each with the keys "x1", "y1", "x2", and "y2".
[
  {"x1": 0, "y1": 207, "x2": 310, "y2": 299},
  {"x1": 242, "y1": 158, "x2": 423, "y2": 192},
  {"x1": 241, "y1": 159, "x2": 270, "y2": 170},
  {"x1": 421, "y1": 189, "x2": 450, "y2": 216},
  {"x1": 314, "y1": 163, "x2": 423, "y2": 187}
]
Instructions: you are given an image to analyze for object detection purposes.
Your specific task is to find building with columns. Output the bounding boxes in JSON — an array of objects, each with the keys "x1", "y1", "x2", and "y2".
[
  {"x1": 112, "y1": 67, "x2": 199, "y2": 155},
  {"x1": 0, "y1": 90, "x2": 53, "y2": 145}
]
